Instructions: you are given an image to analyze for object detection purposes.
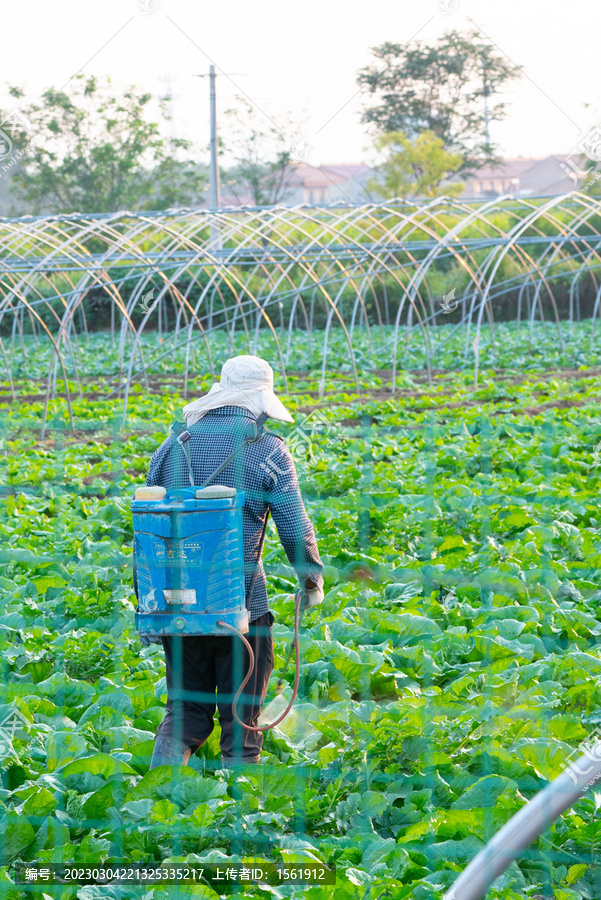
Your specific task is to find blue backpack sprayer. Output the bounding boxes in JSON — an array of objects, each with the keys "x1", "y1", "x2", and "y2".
[{"x1": 132, "y1": 413, "x2": 305, "y2": 732}]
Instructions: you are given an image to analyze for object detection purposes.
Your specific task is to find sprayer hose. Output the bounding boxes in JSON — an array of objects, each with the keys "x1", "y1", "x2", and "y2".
[{"x1": 216, "y1": 589, "x2": 302, "y2": 732}]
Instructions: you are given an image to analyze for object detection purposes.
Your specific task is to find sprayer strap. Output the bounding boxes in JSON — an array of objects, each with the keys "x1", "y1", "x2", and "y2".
[
  {"x1": 170, "y1": 412, "x2": 270, "y2": 491},
  {"x1": 200, "y1": 412, "x2": 269, "y2": 489},
  {"x1": 172, "y1": 428, "x2": 195, "y2": 487}
]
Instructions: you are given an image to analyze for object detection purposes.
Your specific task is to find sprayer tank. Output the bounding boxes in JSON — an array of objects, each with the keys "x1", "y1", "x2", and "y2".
[{"x1": 132, "y1": 486, "x2": 249, "y2": 636}]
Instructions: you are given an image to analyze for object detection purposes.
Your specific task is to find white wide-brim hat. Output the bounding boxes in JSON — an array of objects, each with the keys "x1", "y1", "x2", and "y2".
[{"x1": 182, "y1": 355, "x2": 294, "y2": 425}]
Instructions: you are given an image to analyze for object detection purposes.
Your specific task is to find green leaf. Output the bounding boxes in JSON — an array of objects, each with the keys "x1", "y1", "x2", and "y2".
[
  {"x1": 45, "y1": 731, "x2": 88, "y2": 772},
  {"x1": 438, "y1": 535, "x2": 470, "y2": 553},
  {"x1": 565, "y1": 863, "x2": 587, "y2": 885},
  {"x1": 88, "y1": 691, "x2": 134, "y2": 716},
  {"x1": 469, "y1": 568, "x2": 528, "y2": 599},
  {"x1": 170, "y1": 778, "x2": 228, "y2": 809},
  {"x1": 81, "y1": 780, "x2": 127, "y2": 818},
  {"x1": 497, "y1": 509, "x2": 536, "y2": 530},
  {"x1": 358, "y1": 791, "x2": 390, "y2": 819},
  {"x1": 22, "y1": 787, "x2": 56, "y2": 818},
  {"x1": 104, "y1": 725, "x2": 156, "y2": 750},
  {"x1": 121, "y1": 798, "x2": 153, "y2": 820},
  {"x1": 77, "y1": 705, "x2": 128, "y2": 730},
  {"x1": 510, "y1": 737, "x2": 574, "y2": 780},
  {"x1": 32, "y1": 574, "x2": 68, "y2": 594},
  {"x1": 150, "y1": 798, "x2": 179, "y2": 824},
  {"x1": 67, "y1": 833, "x2": 111, "y2": 866},
  {"x1": 0, "y1": 813, "x2": 35, "y2": 863},
  {"x1": 125, "y1": 766, "x2": 198, "y2": 802},
  {"x1": 59, "y1": 752, "x2": 137, "y2": 778},
  {"x1": 451, "y1": 775, "x2": 518, "y2": 810},
  {"x1": 33, "y1": 816, "x2": 70, "y2": 854}
]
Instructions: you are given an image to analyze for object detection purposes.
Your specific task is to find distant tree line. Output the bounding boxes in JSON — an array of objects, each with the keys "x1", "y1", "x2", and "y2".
[
  {"x1": 358, "y1": 29, "x2": 522, "y2": 199},
  {"x1": 0, "y1": 30, "x2": 526, "y2": 215},
  {"x1": 0, "y1": 76, "x2": 303, "y2": 216}
]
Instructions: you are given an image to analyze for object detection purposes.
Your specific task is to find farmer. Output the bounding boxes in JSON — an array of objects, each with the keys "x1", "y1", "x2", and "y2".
[{"x1": 145, "y1": 355, "x2": 324, "y2": 769}]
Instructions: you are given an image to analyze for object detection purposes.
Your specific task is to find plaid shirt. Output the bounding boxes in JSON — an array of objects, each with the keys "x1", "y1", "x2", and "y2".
[{"x1": 145, "y1": 405, "x2": 323, "y2": 622}]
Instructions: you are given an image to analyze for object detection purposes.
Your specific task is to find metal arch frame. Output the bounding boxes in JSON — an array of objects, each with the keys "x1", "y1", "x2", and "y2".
[{"x1": 1, "y1": 196, "x2": 601, "y2": 429}]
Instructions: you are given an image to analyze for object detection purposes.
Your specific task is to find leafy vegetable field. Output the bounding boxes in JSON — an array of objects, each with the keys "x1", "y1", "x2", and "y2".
[{"x1": 2, "y1": 325, "x2": 601, "y2": 899}]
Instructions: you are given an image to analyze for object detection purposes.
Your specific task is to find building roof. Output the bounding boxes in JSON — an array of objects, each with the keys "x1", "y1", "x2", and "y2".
[
  {"x1": 289, "y1": 162, "x2": 371, "y2": 188},
  {"x1": 469, "y1": 158, "x2": 550, "y2": 180},
  {"x1": 461, "y1": 155, "x2": 575, "y2": 198}
]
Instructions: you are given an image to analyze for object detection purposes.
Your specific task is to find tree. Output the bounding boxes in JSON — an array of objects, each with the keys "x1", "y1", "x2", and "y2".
[
  {"x1": 367, "y1": 130, "x2": 464, "y2": 200},
  {"x1": 221, "y1": 100, "x2": 302, "y2": 207},
  {"x1": 357, "y1": 30, "x2": 521, "y2": 171},
  {"x1": 0, "y1": 75, "x2": 207, "y2": 214}
]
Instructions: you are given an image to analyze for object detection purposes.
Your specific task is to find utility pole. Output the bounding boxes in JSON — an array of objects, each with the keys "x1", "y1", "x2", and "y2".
[
  {"x1": 209, "y1": 65, "x2": 221, "y2": 210},
  {"x1": 159, "y1": 74, "x2": 176, "y2": 143},
  {"x1": 194, "y1": 67, "x2": 222, "y2": 251},
  {"x1": 481, "y1": 52, "x2": 491, "y2": 154}
]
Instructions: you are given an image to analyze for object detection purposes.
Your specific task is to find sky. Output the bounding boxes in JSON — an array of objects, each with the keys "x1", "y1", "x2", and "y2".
[{"x1": 1, "y1": 0, "x2": 599, "y2": 168}]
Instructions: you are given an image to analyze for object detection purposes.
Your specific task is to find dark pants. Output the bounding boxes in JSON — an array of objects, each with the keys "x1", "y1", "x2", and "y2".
[{"x1": 156, "y1": 612, "x2": 274, "y2": 762}]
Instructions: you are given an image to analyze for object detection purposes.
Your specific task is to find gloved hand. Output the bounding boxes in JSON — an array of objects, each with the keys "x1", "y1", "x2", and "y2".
[
  {"x1": 140, "y1": 634, "x2": 162, "y2": 647},
  {"x1": 302, "y1": 585, "x2": 324, "y2": 608}
]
